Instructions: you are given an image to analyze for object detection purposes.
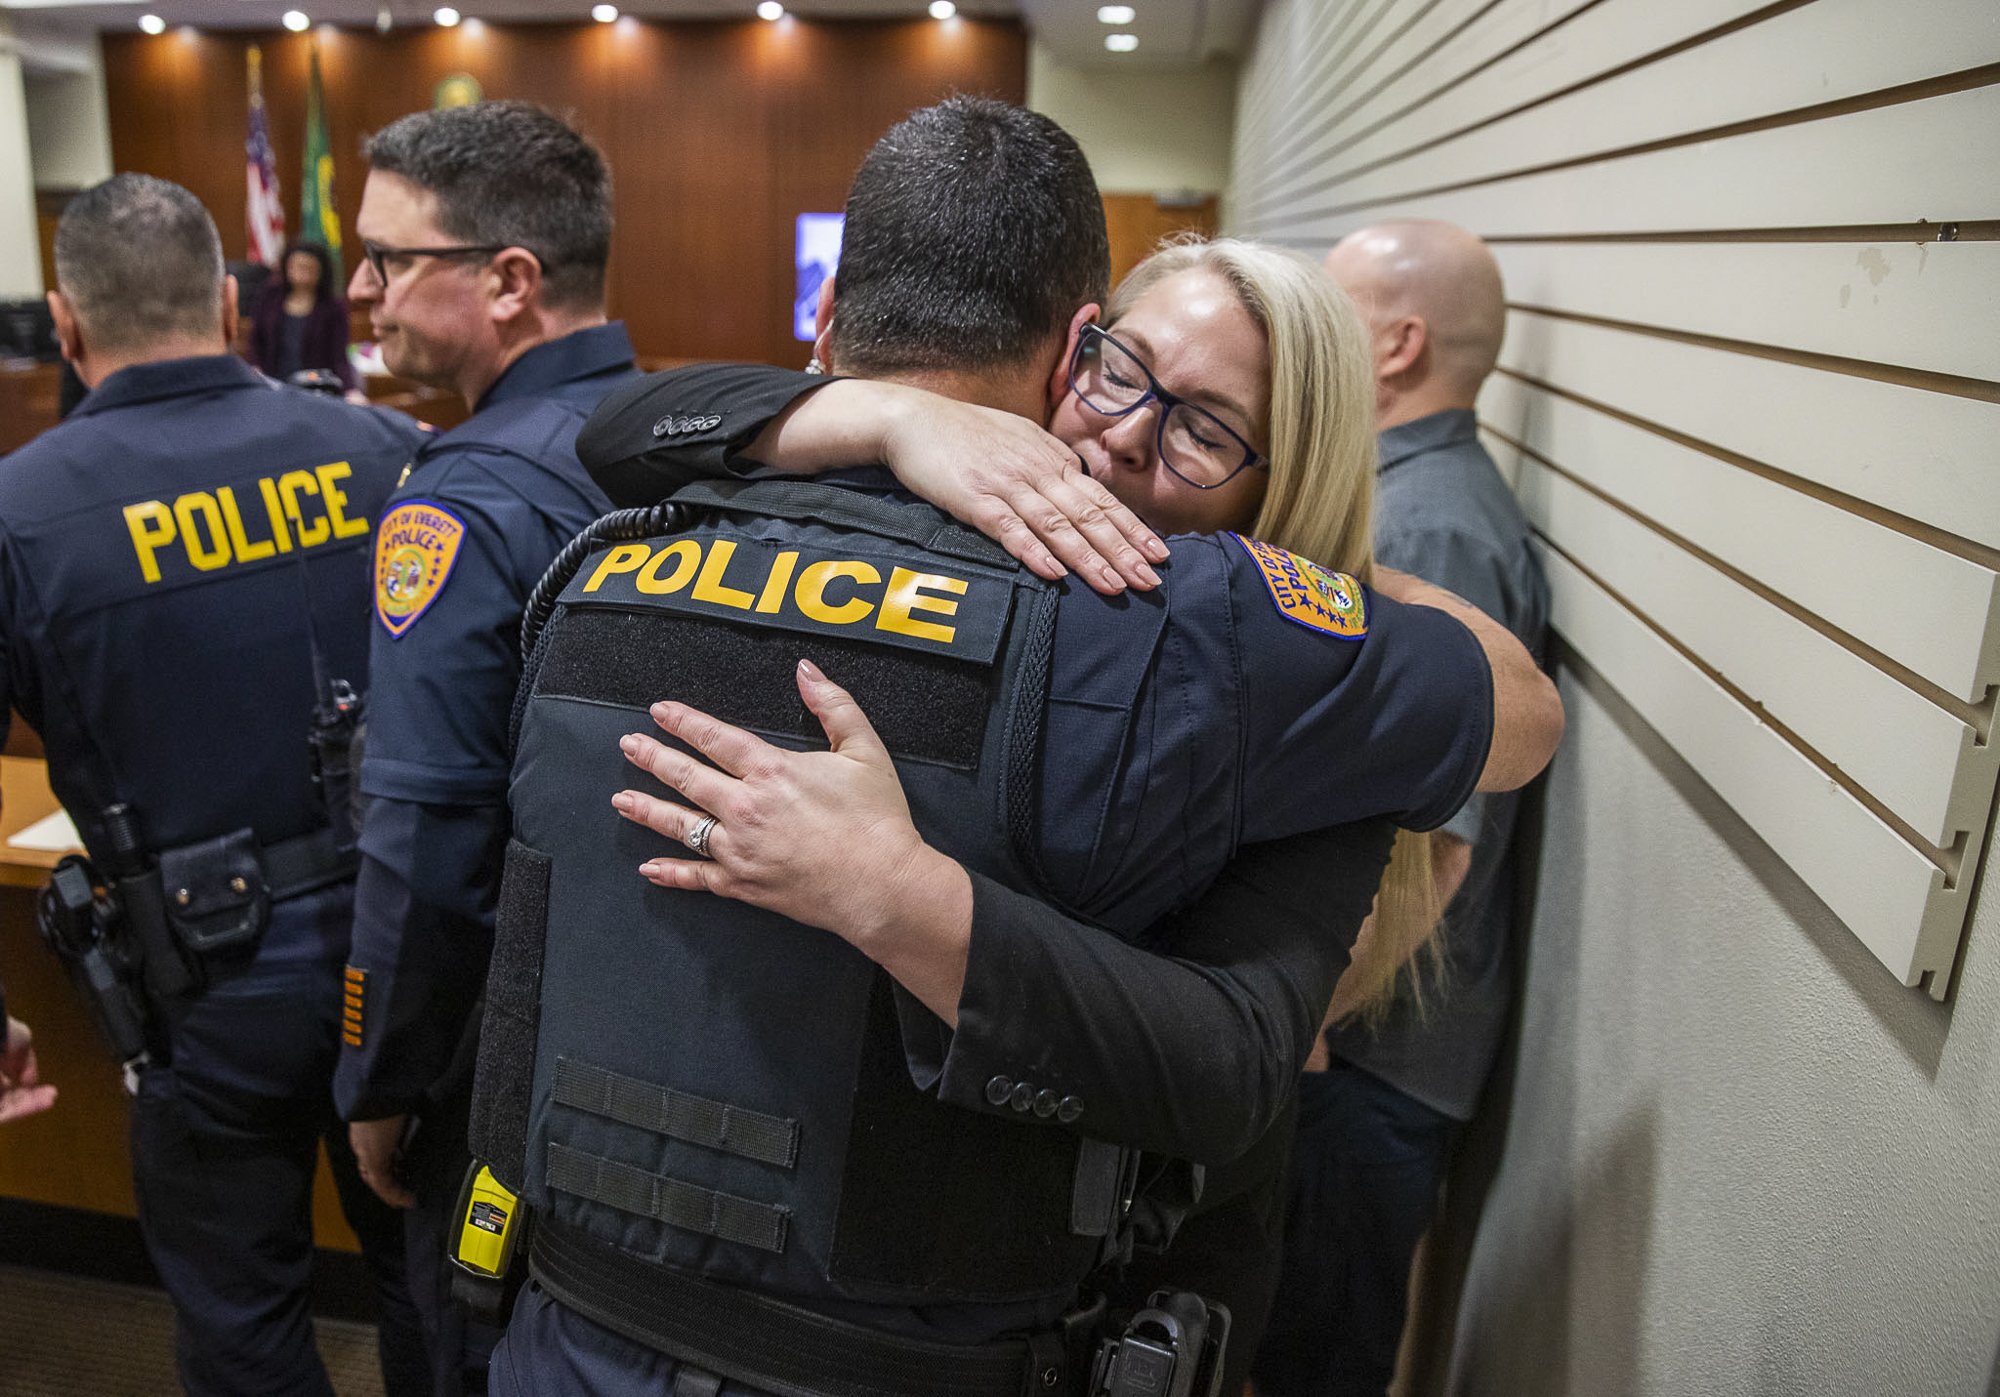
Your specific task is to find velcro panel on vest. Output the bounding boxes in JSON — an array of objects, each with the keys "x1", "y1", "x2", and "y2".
[
  {"x1": 553, "y1": 1056, "x2": 799, "y2": 1169},
  {"x1": 828, "y1": 975, "x2": 1098, "y2": 1299},
  {"x1": 546, "y1": 1141, "x2": 789, "y2": 1254},
  {"x1": 534, "y1": 608, "x2": 992, "y2": 770},
  {"x1": 468, "y1": 840, "x2": 552, "y2": 1193}
]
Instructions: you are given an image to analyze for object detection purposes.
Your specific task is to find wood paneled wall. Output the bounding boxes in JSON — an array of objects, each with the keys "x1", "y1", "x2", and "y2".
[
  {"x1": 101, "y1": 18, "x2": 1026, "y2": 370},
  {"x1": 1229, "y1": 0, "x2": 2000, "y2": 999}
]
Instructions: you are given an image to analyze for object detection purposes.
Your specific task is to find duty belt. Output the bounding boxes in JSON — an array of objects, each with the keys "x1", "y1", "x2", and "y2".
[
  {"x1": 530, "y1": 1218, "x2": 1102, "y2": 1397},
  {"x1": 251, "y1": 825, "x2": 357, "y2": 900}
]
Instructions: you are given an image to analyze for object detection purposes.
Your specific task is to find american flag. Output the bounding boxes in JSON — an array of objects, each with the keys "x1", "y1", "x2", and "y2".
[{"x1": 245, "y1": 45, "x2": 285, "y2": 266}]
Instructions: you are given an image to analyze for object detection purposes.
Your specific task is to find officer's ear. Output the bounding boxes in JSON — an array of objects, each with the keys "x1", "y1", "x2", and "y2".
[
  {"x1": 1045, "y1": 303, "x2": 1101, "y2": 422},
  {"x1": 220, "y1": 274, "x2": 240, "y2": 350},
  {"x1": 47, "y1": 291, "x2": 83, "y2": 367},
  {"x1": 488, "y1": 247, "x2": 543, "y2": 326},
  {"x1": 811, "y1": 275, "x2": 836, "y2": 372}
]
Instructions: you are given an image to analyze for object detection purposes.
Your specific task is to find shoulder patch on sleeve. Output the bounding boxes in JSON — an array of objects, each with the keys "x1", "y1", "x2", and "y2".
[
  {"x1": 1229, "y1": 532, "x2": 1368, "y2": 639},
  {"x1": 375, "y1": 499, "x2": 467, "y2": 638}
]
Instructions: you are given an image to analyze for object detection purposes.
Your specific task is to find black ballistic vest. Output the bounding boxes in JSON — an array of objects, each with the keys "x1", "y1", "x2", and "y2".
[{"x1": 474, "y1": 481, "x2": 1120, "y2": 1315}]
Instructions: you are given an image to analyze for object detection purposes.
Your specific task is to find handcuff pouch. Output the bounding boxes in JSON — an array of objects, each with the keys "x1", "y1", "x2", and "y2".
[{"x1": 159, "y1": 829, "x2": 271, "y2": 960}]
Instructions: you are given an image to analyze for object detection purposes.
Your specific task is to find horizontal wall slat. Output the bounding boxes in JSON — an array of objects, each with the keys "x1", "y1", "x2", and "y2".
[
  {"x1": 1245, "y1": 0, "x2": 1605, "y2": 202},
  {"x1": 1490, "y1": 240, "x2": 2000, "y2": 383},
  {"x1": 1252, "y1": 82, "x2": 2000, "y2": 240},
  {"x1": 1481, "y1": 375, "x2": 2000, "y2": 700},
  {"x1": 1537, "y1": 541, "x2": 1965, "y2": 996},
  {"x1": 1511, "y1": 453, "x2": 1995, "y2": 844},
  {"x1": 1493, "y1": 312, "x2": 2000, "y2": 550},
  {"x1": 1255, "y1": 0, "x2": 1998, "y2": 221}
]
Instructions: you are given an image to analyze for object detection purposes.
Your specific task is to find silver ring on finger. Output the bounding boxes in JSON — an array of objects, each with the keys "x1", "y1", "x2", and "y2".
[{"x1": 685, "y1": 813, "x2": 720, "y2": 858}]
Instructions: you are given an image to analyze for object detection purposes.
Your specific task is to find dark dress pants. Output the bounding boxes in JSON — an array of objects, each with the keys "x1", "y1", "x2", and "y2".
[
  {"x1": 1251, "y1": 1060, "x2": 1457, "y2": 1397},
  {"x1": 130, "y1": 882, "x2": 429, "y2": 1397}
]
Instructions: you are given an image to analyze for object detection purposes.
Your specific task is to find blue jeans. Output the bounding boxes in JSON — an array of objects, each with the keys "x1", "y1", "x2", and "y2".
[{"x1": 1251, "y1": 1060, "x2": 1458, "y2": 1397}]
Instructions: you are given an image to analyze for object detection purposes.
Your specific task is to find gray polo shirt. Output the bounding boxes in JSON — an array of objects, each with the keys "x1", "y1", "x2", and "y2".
[{"x1": 1324, "y1": 408, "x2": 1549, "y2": 1121}]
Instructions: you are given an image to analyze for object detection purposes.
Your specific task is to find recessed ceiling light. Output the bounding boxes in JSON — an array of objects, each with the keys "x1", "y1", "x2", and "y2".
[
  {"x1": 138, "y1": 12, "x2": 165, "y2": 32},
  {"x1": 592, "y1": 3, "x2": 616, "y2": 19},
  {"x1": 434, "y1": 6, "x2": 460, "y2": 24},
  {"x1": 282, "y1": 10, "x2": 310, "y2": 30},
  {"x1": 1104, "y1": 32, "x2": 1138, "y2": 52},
  {"x1": 376, "y1": 7, "x2": 392, "y2": 30},
  {"x1": 1098, "y1": 5, "x2": 1135, "y2": 23},
  {"x1": 757, "y1": 1, "x2": 783, "y2": 17},
  {"x1": 929, "y1": 0, "x2": 955, "y2": 16}
]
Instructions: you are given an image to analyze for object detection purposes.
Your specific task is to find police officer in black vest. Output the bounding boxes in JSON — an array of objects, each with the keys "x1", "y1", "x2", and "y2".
[
  {"x1": 332, "y1": 101, "x2": 637, "y2": 1395},
  {"x1": 1, "y1": 175, "x2": 427, "y2": 1395},
  {"x1": 474, "y1": 100, "x2": 1558, "y2": 1396}
]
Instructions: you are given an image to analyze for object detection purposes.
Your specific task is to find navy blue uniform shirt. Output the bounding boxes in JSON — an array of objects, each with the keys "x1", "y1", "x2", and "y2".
[
  {"x1": 0, "y1": 354, "x2": 420, "y2": 859},
  {"x1": 338, "y1": 323, "x2": 635, "y2": 1120}
]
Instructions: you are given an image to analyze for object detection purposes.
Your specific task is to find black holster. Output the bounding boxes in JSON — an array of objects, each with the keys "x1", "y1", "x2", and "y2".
[{"x1": 308, "y1": 679, "x2": 365, "y2": 853}]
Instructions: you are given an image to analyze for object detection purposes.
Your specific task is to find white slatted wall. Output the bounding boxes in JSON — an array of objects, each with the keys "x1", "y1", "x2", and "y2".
[{"x1": 1229, "y1": 0, "x2": 2000, "y2": 998}]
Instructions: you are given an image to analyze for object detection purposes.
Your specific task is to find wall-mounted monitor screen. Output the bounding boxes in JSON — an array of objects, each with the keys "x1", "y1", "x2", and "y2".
[{"x1": 796, "y1": 213, "x2": 844, "y2": 342}]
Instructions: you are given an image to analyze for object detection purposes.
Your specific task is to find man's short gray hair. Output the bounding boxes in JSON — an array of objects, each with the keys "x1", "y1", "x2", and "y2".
[{"x1": 54, "y1": 174, "x2": 226, "y2": 352}]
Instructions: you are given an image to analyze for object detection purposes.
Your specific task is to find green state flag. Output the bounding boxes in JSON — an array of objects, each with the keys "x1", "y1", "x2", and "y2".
[{"x1": 300, "y1": 46, "x2": 343, "y2": 280}]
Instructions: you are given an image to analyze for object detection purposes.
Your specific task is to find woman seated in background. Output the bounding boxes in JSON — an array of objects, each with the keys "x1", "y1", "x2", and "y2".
[
  {"x1": 603, "y1": 237, "x2": 1451, "y2": 1391},
  {"x1": 246, "y1": 240, "x2": 355, "y2": 391}
]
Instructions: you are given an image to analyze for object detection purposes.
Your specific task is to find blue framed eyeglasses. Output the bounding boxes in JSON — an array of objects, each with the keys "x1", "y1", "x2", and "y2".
[{"x1": 1068, "y1": 324, "x2": 1267, "y2": 490}]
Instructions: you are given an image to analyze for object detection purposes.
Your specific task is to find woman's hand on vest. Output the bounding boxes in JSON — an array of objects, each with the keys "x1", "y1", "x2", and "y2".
[{"x1": 610, "y1": 660, "x2": 976, "y2": 1024}]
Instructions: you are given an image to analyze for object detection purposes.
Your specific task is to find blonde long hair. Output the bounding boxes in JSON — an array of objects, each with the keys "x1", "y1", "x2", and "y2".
[{"x1": 1111, "y1": 237, "x2": 1443, "y2": 1021}]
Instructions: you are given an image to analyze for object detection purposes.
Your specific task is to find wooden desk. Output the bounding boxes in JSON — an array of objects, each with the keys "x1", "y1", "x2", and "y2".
[
  {"x1": 0, "y1": 755, "x2": 76, "y2": 886},
  {"x1": 0, "y1": 758, "x2": 360, "y2": 1252}
]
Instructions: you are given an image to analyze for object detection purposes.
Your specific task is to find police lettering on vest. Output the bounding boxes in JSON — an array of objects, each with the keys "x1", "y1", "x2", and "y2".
[
  {"x1": 573, "y1": 533, "x2": 1011, "y2": 660},
  {"x1": 122, "y1": 461, "x2": 372, "y2": 584}
]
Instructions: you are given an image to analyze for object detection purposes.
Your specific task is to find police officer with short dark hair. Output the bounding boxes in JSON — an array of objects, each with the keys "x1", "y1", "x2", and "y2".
[
  {"x1": 332, "y1": 99, "x2": 637, "y2": 1395},
  {"x1": 476, "y1": 98, "x2": 1553, "y2": 1396},
  {"x1": 2, "y1": 173, "x2": 427, "y2": 1396}
]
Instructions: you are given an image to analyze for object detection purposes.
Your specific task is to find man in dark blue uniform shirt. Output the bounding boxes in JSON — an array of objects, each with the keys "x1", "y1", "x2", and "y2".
[
  {"x1": 332, "y1": 100, "x2": 636, "y2": 1394},
  {"x1": 0, "y1": 175, "x2": 426, "y2": 1395}
]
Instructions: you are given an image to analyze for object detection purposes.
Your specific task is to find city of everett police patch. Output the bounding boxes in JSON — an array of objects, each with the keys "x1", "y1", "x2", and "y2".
[
  {"x1": 375, "y1": 500, "x2": 465, "y2": 638},
  {"x1": 1229, "y1": 532, "x2": 1368, "y2": 640}
]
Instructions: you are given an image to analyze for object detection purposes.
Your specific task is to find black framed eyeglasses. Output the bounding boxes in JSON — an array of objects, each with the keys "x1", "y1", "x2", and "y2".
[
  {"x1": 360, "y1": 239, "x2": 541, "y2": 287},
  {"x1": 1068, "y1": 323, "x2": 1267, "y2": 490}
]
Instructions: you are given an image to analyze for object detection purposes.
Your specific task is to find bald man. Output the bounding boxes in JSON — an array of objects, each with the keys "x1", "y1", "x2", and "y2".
[{"x1": 1253, "y1": 221, "x2": 1550, "y2": 1397}]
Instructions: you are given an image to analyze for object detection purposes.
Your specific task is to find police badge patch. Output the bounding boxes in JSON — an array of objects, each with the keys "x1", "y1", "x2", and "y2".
[
  {"x1": 1229, "y1": 532, "x2": 1368, "y2": 640},
  {"x1": 375, "y1": 500, "x2": 466, "y2": 638}
]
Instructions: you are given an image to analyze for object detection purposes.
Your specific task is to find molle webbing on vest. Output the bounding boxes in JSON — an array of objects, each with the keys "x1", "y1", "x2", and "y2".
[
  {"x1": 546, "y1": 1142, "x2": 790, "y2": 1254},
  {"x1": 553, "y1": 1057, "x2": 799, "y2": 1169},
  {"x1": 532, "y1": 607, "x2": 991, "y2": 769},
  {"x1": 468, "y1": 840, "x2": 552, "y2": 1193}
]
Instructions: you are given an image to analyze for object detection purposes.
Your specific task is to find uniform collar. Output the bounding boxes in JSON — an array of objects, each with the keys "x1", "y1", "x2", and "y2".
[
  {"x1": 1377, "y1": 407, "x2": 1478, "y2": 474},
  {"x1": 71, "y1": 354, "x2": 269, "y2": 418},
  {"x1": 476, "y1": 322, "x2": 636, "y2": 411}
]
